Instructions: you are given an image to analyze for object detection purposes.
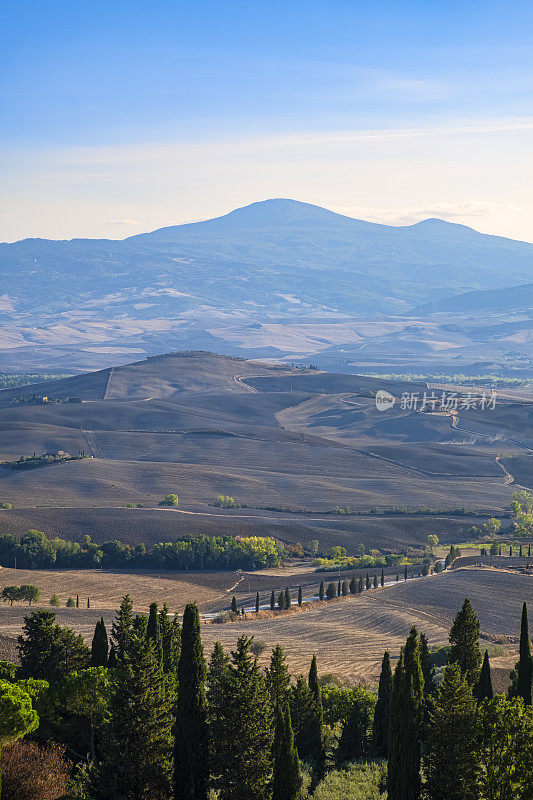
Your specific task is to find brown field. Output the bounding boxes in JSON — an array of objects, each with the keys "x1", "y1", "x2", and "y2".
[
  {"x1": 0, "y1": 352, "x2": 531, "y2": 556},
  {"x1": 0, "y1": 566, "x2": 528, "y2": 685}
]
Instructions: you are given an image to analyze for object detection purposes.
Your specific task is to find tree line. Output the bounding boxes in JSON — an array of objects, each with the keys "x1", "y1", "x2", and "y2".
[
  {"x1": 0, "y1": 530, "x2": 283, "y2": 571},
  {"x1": 0, "y1": 594, "x2": 530, "y2": 799}
]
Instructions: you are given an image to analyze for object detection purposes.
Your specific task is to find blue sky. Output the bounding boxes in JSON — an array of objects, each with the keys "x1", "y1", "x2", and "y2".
[{"x1": 1, "y1": 0, "x2": 533, "y2": 240}]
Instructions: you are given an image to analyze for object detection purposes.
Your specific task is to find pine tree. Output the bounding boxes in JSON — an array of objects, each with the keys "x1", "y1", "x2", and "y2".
[
  {"x1": 266, "y1": 645, "x2": 290, "y2": 707},
  {"x1": 297, "y1": 586, "x2": 302, "y2": 607},
  {"x1": 256, "y1": 592, "x2": 260, "y2": 613},
  {"x1": 91, "y1": 617, "x2": 109, "y2": 667},
  {"x1": 270, "y1": 591, "x2": 276, "y2": 610},
  {"x1": 284, "y1": 588, "x2": 291, "y2": 609},
  {"x1": 211, "y1": 636, "x2": 274, "y2": 800},
  {"x1": 319, "y1": 580, "x2": 325, "y2": 601},
  {"x1": 372, "y1": 651, "x2": 392, "y2": 757},
  {"x1": 146, "y1": 602, "x2": 163, "y2": 664},
  {"x1": 387, "y1": 628, "x2": 424, "y2": 800},
  {"x1": 90, "y1": 636, "x2": 174, "y2": 800},
  {"x1": 349, "y1": 575, "x2": 356, "y2": 594},
  {"x1": 174, "y1": 603, "x2": 209, "y2": 800},
  {"x1": 419, "y1": 633, "x2": 435, "y2": 695},
  {"x1": 231, "y1": 596, "x2": 238, "y2": 614},
  {"x1": 423, "y1": 664, "x2": 478, "y2": 800},
  {"x1": 272, "y1": 704, "x2": 302, "y2": 800},
  {"x1": 111, "y1": 594, "x2": 134, "y2": 662},
  {"x1": 206, "y1": 642, "x2": 230, "y2": 782},
  {"x1": 474, "y1": 650, "x2": 493, "y2": 701},
  {"x1": 448, "y1": 598, "x2": 481, "y2": 685}
]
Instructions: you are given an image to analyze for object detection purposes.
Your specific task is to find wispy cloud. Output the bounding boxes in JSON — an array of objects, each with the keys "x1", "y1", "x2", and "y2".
[
  {"x1": 329, "y1": 201, "x2": 520, "y2": 226},
  {"x1": 105, "y1": 218, "x2": 142, "y2": 226}
]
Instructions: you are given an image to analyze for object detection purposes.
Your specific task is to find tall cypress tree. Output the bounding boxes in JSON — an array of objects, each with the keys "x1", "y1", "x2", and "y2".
[
  {"x1": 358, "y1": 576, "x2": 363, "y2": 593},
  {"x1": 319, "y1": 580, "x2": 325, "y2": 601},
  {"x1": 380, "y1": 568, "x2": 385, "y2": 587},
  {"x1": 297, "y1": 586, "x2": 302, "y2": 607},
  {"x1": 474, "y1": 650, "x2": 493, "y2": 701},
  {"x1": 307, "y1": 656, "x2": 325, "y2": 783},
  {"x1": 270, "y1": 591, "x2": 276, "y2": 610},
  {"x1": 419, "y1": 633, "x2": 435, "y2": 695},
  {"x1": 337, "y1": 696, "x2": 371, "y2": 764},
  {"x1": 91, "y1": 617, "x2": 109, "y2": 667},
  {"x1": 349, "y1": 575, "x2": 356, "y2": 594},
  {"x1": 372, "y1": 651, "x2": 392, "y2": 757},
  {"x1": 404, "y1": 565, "x2": 408, "y2": 581},
  {"x1": 266, "y1": 645, "x2": 291, "y2": 707},
  {"x1": 174, "y1": 603, "x2": 209, "y2": 800},
  {"x1": 255, "y1": 592, "x2": 260, "y2": 613},
  {"x1": 285, "y1": 588, "x2": 291, "y2": 608},
  {"x1": 206, "y1": 641, "x2": 230, "y2": 783},
  {"x1": 517, "y1": 602, "x2": 532, "y2": 705},
  {"x1": 448, "y1": 598, "x2": 481, "y2": 685},
  {"x1": 159, "y1": 605, "x2": 181, "y2": 674},
  {"x1": 388, "y1": 628, "x2": 424, "y2": 800},
  {"x1": 423, "y1": 664, "x2": 478, "y2": 800},
  {"x1": 231, "y1": 596, "x2": 238, "y2": 614},
  {"x1": 272, "y1": 704, "x2": 302, "y2": 800},
  {"x1": 373, "y1": 575, "x2": 378, "y2": 589},
  {"x1": 289, "y1": 676, "x2": 316, "y2": 761},
  {"x1": 366, "y1": 573, "x2": 370, "y2": 590}
]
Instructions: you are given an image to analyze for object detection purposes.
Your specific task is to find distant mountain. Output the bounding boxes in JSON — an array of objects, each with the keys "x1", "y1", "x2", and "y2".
[
  {"x1": 1, "y1": 199, "x2": 532, "y2": 324},
  {"x1": 411, "y1": 282, "x2": 533, "y2": 314}
]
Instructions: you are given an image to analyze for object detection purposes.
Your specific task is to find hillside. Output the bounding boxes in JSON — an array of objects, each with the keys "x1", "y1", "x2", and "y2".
[
  {"x1": 412, "y1": 281, "x2": 533, "y2": 314},
  {"x1": 0, "y1": 351, "x2": 529, "y2": 552}
]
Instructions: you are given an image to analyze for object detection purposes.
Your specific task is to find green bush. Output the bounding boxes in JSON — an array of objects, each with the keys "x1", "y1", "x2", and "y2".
[
  {"x1": 66, "y1": 597, "x2": 75, "y2": 607},
  {"x1": 310, "y1": 760, "x2": 387, "y2": 800},
  {"x1": 49, "y1": 594, "x2": 60, "y2": 607},
  {"x1": 159, "y1": 493, "x2": 179, "y2": 507}
]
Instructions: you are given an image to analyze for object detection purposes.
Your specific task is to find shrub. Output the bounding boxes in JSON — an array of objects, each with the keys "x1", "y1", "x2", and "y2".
[
  {"x1": 0, "y1": 740, "x2": 71, "y2": 800},
  {"x1": 249, "y1": 639, "x2": 266, "y2": 657},
  {"x1": 0, "y1": 502, "x2": 12, "y2": 509},
  {"x1": 159, "y1": 493, "x2": 179, "y2": 507},
  {"x1": 49, "y1": 595, "x2": 60, "y2": 607},
  {"x1": 213, "y1": 495, "x2": 239, "y2": 508},
  {"x1": 66, "y1": 597, "x2": 75, "y2": 607},
  {"x1": 312, "y1": 760, "x2": 387, "y2": 799}
]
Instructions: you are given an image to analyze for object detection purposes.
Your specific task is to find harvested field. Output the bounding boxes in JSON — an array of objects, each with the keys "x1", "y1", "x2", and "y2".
[
  {"x1": 0, "y1": 505, "x2": 492, "y2": 553},
  {"x1": 0, "y1": 566, "x2": 527, "y2": 684}
]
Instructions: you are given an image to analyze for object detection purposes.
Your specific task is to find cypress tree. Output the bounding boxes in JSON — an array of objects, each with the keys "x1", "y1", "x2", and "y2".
[
  {"x1": 341, "y1": 580, "x2": 348, "y2": 596},
  {"x1": 272, "y1": 704, "x2": 302, "y2": 800},
  {"x1": 108, "y1": 644, "x2": 117, "y2": 668},
  {"x1": 404, "y1": 565, "x2": 408, "y2": 581},
  {"x1": 210, "y1": 636, "x2": 274, "y2": 800},
  {"x1": 448, "y1": 598, "x2": 481, "y2": 685},
  {"x1": 357, "y1": 576, "x2": 363, "y2": 593},
  {"x1": 266, "y1": 645, "x2": 291, "y2": 707},
  {"x1": 319, "y1": 580, "x2": 325, "y2": 601},
  {"x1": 297, "y1": 586, "x2": 302, "y2": 607},
  {"x1": 278, "y1": 591, "x2": 285, "y2": 610},
  {"x1": 349, "y1": 575, "x2": 356, "y2": 594},
  {"x1": 146, "y1": 602, "x2": 163, "y2": 664},
  {"x1": 372, "y1": 651, "x2": 392, "y2": 757},
  {"x1": 174, "y1": 603, "x2": 209, "y2": 800},
  {"x1": 337, "y1": 580, "x2": 341, "y2": 597},
  {"x1": 380, "y1": 568, "x2": 385, "y2": 587},
  {"x1": 388, "y1": 628, "x2": 424, "y2": 800},
  {"x1": 373, "y1": 575, "x2": 378, "y2": 589},
  {"x1": 285, "y1": 587, "x2": 291, "y2": 609},
  {"x1": 76, "y1": 594, "x2": 79, "y2": 608},
  {"x1": 270, "y1": 590, "x2": 276, "y2": 610},
  {"x1": 231, "y1": 596, "x2": 238, "y2": 614},
  {"x1": 474, "y1": 650, "x2": 493, "y2": 701},
  {"x1": 423, "y1": 664, "x2": 478, "y2": 800},
  {"x1": 160, "y1": 605, "x2": 181, "y2": 674},
  {"x1": 325, "y1": 582, "x2": 336, "y2": 600},
  {"x1": 366, "y1": 573, "x2": 370, "y2": 590},
  {"x1": 337, "y1": 699, "x2": 371, "y2": 765},
  {"x1": 255, "y1": 592, "x2": 260, "y2": 613},
  {"x1": 307, "y1": 656, "x2": 326, "y2": 783},
  {"x1": 396, "y1": 572, "x2": 399, "y2": 582},
  {"x1": 87, "y1": 597, "x2": 90, "y2": 608},
  {"x1": 91, "y1": 617, "x2": 109, "y2": 667},
  {"x1": 510, "y1": 602, "x2": 532, "y2": 705}
]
